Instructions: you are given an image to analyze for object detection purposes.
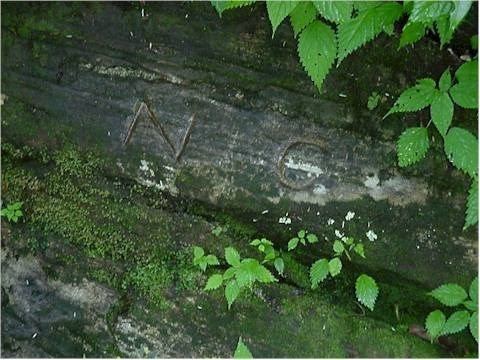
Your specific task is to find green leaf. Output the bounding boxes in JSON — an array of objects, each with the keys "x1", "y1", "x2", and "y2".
[
  {"x1": 470, "y1": 311, "x2": 478, "y2": 342},
  {"x1": 436, "y1": 16, "x2": 454, "y2": 48},
  {"x1": 430, "y1": 92, "x2": 453, "y2": 137},
  {"x1": 199, "y1": 261, "x2": 208, "y2": 272},
  {"x1": 204, "y1": 274, "x2": 223, "y2": 291},
  {"x1": 384, "y1": 78, "x2": 437, "y2": 117},
  {"x1": 234, "y1": 337, "x2": 253, "y2": 359},
  {"x1": 337, "y1": 2, "x2": 403, "y2": 64},
  {"x1": 250, "y1": 239, "x2": 261, "y2": 246},
  {"x1": 464, "y1": 300, "x2": 477, "y2": 312},
  {"x1": 328, "y1": 257, "x2": 342, "y2": 277},
  {"x1": 297, "y1": 20, "x2": 336, "y2": 91},
  {"x1": 225, "y1": 280, "x2": 241, "y2": 309},
  {"x1": 288, "y1": 237, "x2": 299, "y2": 251},
  {"x1": 266, "y1": 0, "x2": 299, "y2": 37},
  {"x1": 205, "y1": 254, "x2": 220, "y2": 266},
  {"x1": 313, "y1": 1, "x2": 352, "y2": 23},
  {"x1": 306, "y1": 233, "x2": 318, "y2": 243},
  {"x1": 235, "y1": 259, "x2": 276, "y2": 287},
  {"x1": 426, "y1": 310, "x2": 446, "y2": 340},
  {"x1": 333, "y1": 240, "x2": 345, "y2": 255},
  {"x1": 274, "y1": 257, "x2": 284, "y2": 275},
  {"x1": 442, "y1": 310, "x2": 470, "y2": 335},
  {"x1": 397, "y1": 127, "x2": 430, "y2": 167},
  {"x1": 298, "y1": 230, "x2": 306, "y2": 238},
  {"x1": 470, "y1": 277, "x2": 478, "y2": 304},
  {"x1": 438, "y1": 68, "x2": 452, "y2": 92},
  {"x1": 193, "y1": 246, "x2": 204, "y2": 260},
  {"x1": 225, "y1": 247, "x2": 241, "y2": 267},
  {"x1": 290, "y1": 1, "x2": 317, "y2": 37},
  {"x1": 449, "y1": 1, "x2": 472, "y2": 34},
  {"x1": 310, "y1": 258, "x2": 329, "y2": 289},
  {"x1": 223, "y1": 267, "x2": 236, "y2": 280},
  {"x1": 353, "y1": 243, "x2": 366, "y2": 258},
  {"x1": 465, "y1": 181, "x2": 478, "y2": 230},
  {"x1": 449, "y1": 60, "x2": 478, "y2": 109},
  {"x1": 429, "y1": 283, "x2": 468, "y2": 307},
  {"x1": 355, "y1": 274, "x2": 379, "y2": 311},
  {"x1": 211, "y1": 1, "x2": 255, "y2": 16},
  {"x1": 260, "y1": 238, "x2": 273, "y2": 246},
  {"x1": 444, "y1": 127, "x2": 478, "y2": 178},
  {"x1": 409, "y1": 1, "x2": 453, "y2": 23},
  {"x1": 399, "y1": 22, "x2": 427, "y2": 48}
]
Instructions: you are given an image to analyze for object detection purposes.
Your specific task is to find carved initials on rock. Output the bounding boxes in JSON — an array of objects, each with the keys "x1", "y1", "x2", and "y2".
[{"x1": 123, "y1": 101, "x2": 196, "y2": 162}]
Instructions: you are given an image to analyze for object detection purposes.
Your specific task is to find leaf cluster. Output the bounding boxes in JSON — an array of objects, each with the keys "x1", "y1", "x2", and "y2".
[
  {"x1": 250, "y1": 237, "x2": 284, "y2": 276},
  {"x1": 425, "y1": 277, "x2": 478, "y2": 343},
  {"x1": 193, "y1": 246, "x2": 219, "y2": 272},
  {"x1": 385, "y1": 61, "x2": 478, "y2": 229},
  {"x1": 1, "y1": 201, "x2": 23, "y2": 223},
  {"x1": 287, "y1": 229, "x2": 318, "y2": 251}
]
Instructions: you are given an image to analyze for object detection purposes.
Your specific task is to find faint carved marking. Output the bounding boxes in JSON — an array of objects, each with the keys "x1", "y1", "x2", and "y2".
[
  {"x1": 123, "y1": 101, "x2": 196, "y2": 162},
  {"x1": 277, "y1": 139, "x2": 327, "y2": 190}
]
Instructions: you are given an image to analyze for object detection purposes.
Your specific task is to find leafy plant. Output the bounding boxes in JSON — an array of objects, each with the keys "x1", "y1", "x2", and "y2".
[
  {"x1": 250, "y1": 237, "x2": 284, "y2": 276},
  {"x1": 210, "y1": 1, "x2": 473, "y2": 91},
  {"x1": 425, "y1": 277, "x2": 478, "y2": 342},
  {"x1": 1, "y1": 201, "x2": 23, "y2": 223},
  {"x1": 204, "y1": 247, "x2": 277, "y2": 309},
  {"x1": 212, "y1": 225, "x2": 225, "y2": 237},
  {"x1": 367, "y1": 91, "x2": 381, "y2": 110},
  {"x1": 234, "y1": 337, "x2": 253, "y2": 358},
  {"x1": 355, "y1": 274, "x2": 379, "y2": 311},
  {"x1": 193, "y1": 246, "x2": 219, "y2": 272},
  {"x1": 384, "y1": 60, "x2": 478, "y2": 228},
  {"x1": 287, "y1": 229, "x2": 318, "y2": 251}
]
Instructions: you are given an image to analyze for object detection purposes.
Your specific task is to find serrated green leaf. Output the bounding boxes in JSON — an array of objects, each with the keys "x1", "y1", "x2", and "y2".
[
  {"x1": 430, "y1": 92, "x2": 453, "y2": 137},
  {"x1": 205, "y1": 274, "x2": 223, "y2": 291},
  {"x1": 234, "y1": 337, "x2": 253, "y2": 358},
  {"x1": 306, "y1": 233, "x2": 318, "y2": 243},
  {"x1": 288, "y1": 237, "x2": 299, "y2": 251},
  {"x1": 438, "y1": 68, "x2": 452, "y2": 92},
  {"x1": 464, "y1": 300, "x2": 477, "y2": 312},
  {"x1": 355, "y1": 274, "x2": 379, "y2": 311},
  {"x1": 465, "y1": 181, "x2": 478, "y2": 229},
  {"x1": 409, "y1": 1, "x2": 453, "y2": 23},
  {"x1": 298, "y1": 230, "x2": 306, "y2": 238},
  {"x1": 205, "y1": 254, "x2": 220, "y2": 266},
  {"x1": 444, "y1": 127, "x2": 478, "y2": 178},
  {"x1": 266, "y1": 0, "x2": 299, "y2": 37},
  {"x1": 235, "y1": 259, "x2": 276, "y2": 287},
  {"x1": 426, "y1": 310, "x2": 446, "y2": 340},
  {"x1": 225, "y1": 247, "x2": 241, "y2": 267},
  {"x1": 260, "y1": 238, "x2": 273, "y2": 246},
  {"x1": 310, "y1": 258, "x2": 329, "y2": 289},
  {"x1": 290, "y1": 1, "x2": 317, "y2": 37},
  {"x1": 274, "y1": 257, "x2": 284, "y2": 275},
  {"x1": 297, "y1": 20, "x2": 336, "y2": 91},
  {"x1": 337, "y1": 2, "x2": 403, "y2": 64},
  {"x1": 328, "y1": 257, "x2": 342, "y2": 277},
  {"x1": 258, "y1": 244, "x2": 265, "y2": 252},
  {"x1": 449, "y1": 1, "x2": 472, "y2": 34},
  {"x1": 399, "y1": 21, "x2": 427, "y2": 48},
  {"x1": 193, "y1": 246, "x2": 204, "y2": 260},
  {"x1": 353, "y1": 243, "x2": 366, "y2": 258},
  {"x1": 397, "y1": 127, "x2": 430, "y2": 167},
  {"x1": 199, "y1": 261, "x2": 207, "y2": 272},
  {"x1": 313, "y1": 1, "x2": 352, "y2": 23},
  {"x1": 470, "y1": 277, "x2": 478, "y2": 304},
  {"x1": 442, "y1": 310, "x2": 470, "y2": 335},
  {"x1": 470, "y1": 311, "x2": 478, "y2": 342},
  {"x1": 333, "y1": 240, "x2": 345, "y2": 254},
  {"x1": 250, "y1": 239, "x2": 261, "y2": 246},
  {"x1": 354, "y1": 1, "x2": 383, "y2": 13},
  {"x1": 211, "y1": 1, "x2": 255, "y2": 16},
  {"x1": 436, "y1": 16, "x2": 454, "y2": 47},
  {"x1": 384, "y1": 78, "x2": 437, "y2": 117},
  {"x1": 225, "y1": 280, "x2": 241, "y2": 309},
  {"x1": 429, "y1": 283, "x2": 468, "y2": 306},
  {"x1": 449, "y1": 60, "x2": 478, "y2": 109},
  {"x1": 223, "y1": 267, "x2": 236, "y2": 280}
]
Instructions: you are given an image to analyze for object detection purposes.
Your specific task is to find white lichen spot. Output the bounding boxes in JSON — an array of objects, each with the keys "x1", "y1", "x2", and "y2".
[
  {"x1": 335, "y1": 230, "x2": 344, "y2": 238},
  {"x1": 327, "y1": 218, "x2": 335, "y2": 225},
  {"x1": 279, "y1": 217, "x2": 292, "y2": 225},
  {"x1": 345, "y1": 211, "x2": 355, "y2": 221},
  {"x1": 366, "y1": 230, "x2": 378, "y2": 242},
  {"x1": 313, "y1": 184, "x2": 327, "y2": 195},
  {"x1": 261, "y1": 210, "x2": 269, "y2": 215},
  {"x1": 364, "y1": 174, "x2": 380, "y2": 189}
]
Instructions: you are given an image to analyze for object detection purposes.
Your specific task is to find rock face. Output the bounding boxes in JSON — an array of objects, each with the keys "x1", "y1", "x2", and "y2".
[{"x1": 0, "y1": 2, "x2": 477, "y2": 358}]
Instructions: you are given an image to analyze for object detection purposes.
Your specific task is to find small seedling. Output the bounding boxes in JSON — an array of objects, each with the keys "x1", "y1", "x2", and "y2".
[
  {"x1": 193, "y1": 246, "x2": 219, "y2": 272},
  {"x1": 288, "y1": 229, "x2": 318, "y2": 251},
  {"x1": 1, "y1": 201, "x2": 23, "y2": 223}
]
